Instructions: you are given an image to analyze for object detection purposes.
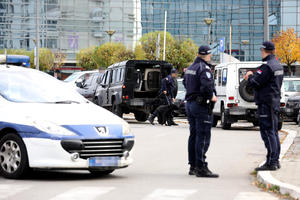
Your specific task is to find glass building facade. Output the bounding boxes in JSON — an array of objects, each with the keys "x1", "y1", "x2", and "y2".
[{"x1": 0, "y1": 0, "x2": 299, "y2": 63}]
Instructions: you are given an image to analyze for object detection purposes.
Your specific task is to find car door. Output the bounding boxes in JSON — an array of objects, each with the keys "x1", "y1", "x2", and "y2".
[
  {"x1": 108, "y1": 67, "x2": 123, "y2": 106},
  {"x1": 96, "y1": 70, "x2": 111, "y2": 106},
  {"x1": 77, "y1": 73, "x2": 95, "y2": 99}
]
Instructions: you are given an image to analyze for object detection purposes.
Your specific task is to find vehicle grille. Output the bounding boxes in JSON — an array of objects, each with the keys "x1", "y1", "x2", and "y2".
[{"x1": 79, "y1": 139, "x2": 124, "y2": 159}]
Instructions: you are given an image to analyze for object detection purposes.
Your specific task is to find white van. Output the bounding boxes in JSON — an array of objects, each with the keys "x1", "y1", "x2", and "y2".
[{"x1": 213, "y1": 62, "x2": 285, "y2": 130}]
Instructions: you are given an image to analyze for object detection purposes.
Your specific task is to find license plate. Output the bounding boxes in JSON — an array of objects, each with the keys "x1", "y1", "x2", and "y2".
[
  {"x1": 130, "y1": 101, "x2": 144, "y2": 106},
  {"x1": 286, "y1": 108, "x2": 293, "y2": 113},
  {"x1": 89, "y1": 157, "x2": 119, "y2": 167}
]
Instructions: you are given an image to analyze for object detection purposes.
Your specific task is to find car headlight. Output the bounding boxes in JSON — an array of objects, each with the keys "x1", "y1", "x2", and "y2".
[
  {"x1": 32, "y1": 120, "x2": 77, "y2": 136},
  {"x1": 122, "y1": 121, "x2": 131, "y2": 136}
]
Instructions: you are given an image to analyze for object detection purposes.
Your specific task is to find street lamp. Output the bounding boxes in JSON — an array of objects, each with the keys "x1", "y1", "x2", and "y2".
[
  {"x1": 105, "y1": 30, "x2": 116, "y2": 43},
  {"x1": 241, "y1": 40, "x2": 249, "y2": 61},
  {"x1": 204, "y1": 18, "x2": 214, "y2": 46}
]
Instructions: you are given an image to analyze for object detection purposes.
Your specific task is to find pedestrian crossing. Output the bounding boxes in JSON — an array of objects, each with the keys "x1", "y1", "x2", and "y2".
[{"x1": 0, "y1": 184, "x2": 279, "y2": 200}]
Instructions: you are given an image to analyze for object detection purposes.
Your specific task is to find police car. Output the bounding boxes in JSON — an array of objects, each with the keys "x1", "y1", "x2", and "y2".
[{"x1": 0, "y1": 65, "x2": 134, "y2": 179}]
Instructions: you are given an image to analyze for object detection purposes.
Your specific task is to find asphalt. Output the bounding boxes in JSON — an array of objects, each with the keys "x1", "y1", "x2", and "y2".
[{"x1": 0, "y1": 121, "x2": 281, "y2": 200}]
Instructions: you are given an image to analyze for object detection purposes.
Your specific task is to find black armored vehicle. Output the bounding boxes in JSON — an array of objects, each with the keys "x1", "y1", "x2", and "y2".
[{"x1": 95, "y1": 60, "x2": 173, "y2": 121}]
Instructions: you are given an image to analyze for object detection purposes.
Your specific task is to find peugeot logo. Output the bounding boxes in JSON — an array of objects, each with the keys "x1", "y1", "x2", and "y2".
[{"x1": 95, "y1": 126, "x2": 109, "y2": 136}]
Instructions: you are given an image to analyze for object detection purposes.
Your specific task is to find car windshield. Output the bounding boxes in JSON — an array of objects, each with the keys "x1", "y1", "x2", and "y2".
[
  {"x1": 284, "y1": 80, "x2": 300, "y2": 92},
  {"x1": 177, "y1": 80, "x2": 185, "y2": 91},
  {"x1": 0, "y1": 69, "x2": 87, "y2": 103},
  {"x1": 64, "y1": 72, "x2": 83, "y2": 82}
]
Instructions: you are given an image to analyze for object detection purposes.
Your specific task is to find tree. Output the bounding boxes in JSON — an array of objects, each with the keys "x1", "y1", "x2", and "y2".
[
  {"x1": 76, "y1": 47, "x2": 97, "y2": 70},
  {"x1": 272, "y1": 28, "x2": 300, "y2": 75},
  {"x1": 93, "y1": 42, "x2": 135, "y2": 68},
  {"x1": 30, "y1": 48, "x2": 55, "y2": 71},
  {"x1": 134, "y1": 44, "x2": 147, "y2": 60},
  {"x1": 168, "y1": 39, "x2": 198, "y2": 71},
  {"x1": 139, "y1": 31, "x2": 176, "y2": 60}
]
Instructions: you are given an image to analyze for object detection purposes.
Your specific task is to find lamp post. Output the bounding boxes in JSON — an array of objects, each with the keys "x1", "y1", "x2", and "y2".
[
  {"x1": 241, "y1": 40, "x2": 249, "y2": 61},
  {"x1": 105, "y1": 30, "x2": 116, "y2": 43},
  {"x1": 204, "y1": 18, "x2": 214, "y2": 46}
]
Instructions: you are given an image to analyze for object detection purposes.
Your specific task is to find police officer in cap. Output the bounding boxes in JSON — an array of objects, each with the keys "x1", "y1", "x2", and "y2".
[
  {"x1": 183, "y1": 45, "x2": 219, "y2": 178},
  {"x1": 244, "y1": 41, "x2": 283, "y2": 171}
]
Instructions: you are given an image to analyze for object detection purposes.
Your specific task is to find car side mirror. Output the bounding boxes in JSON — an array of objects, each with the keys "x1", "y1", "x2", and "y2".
[{"x1": 75, "y1": 79, "x2": 84, "y2": 88}]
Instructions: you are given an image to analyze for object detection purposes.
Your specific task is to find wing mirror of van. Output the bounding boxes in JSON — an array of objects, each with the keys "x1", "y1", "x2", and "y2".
[{"x1": 75, "y1": 78, "x2": 84, "y2": 88}]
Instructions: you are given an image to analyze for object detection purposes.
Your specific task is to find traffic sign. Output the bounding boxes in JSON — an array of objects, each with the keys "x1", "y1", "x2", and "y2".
[{"x1": 219, "y1": 38, "x2": 225, "y2": 52}]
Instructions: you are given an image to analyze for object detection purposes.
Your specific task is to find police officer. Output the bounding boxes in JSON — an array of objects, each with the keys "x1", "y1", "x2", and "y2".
[
  {"x1": 148, "y1": 69, "x2": 178, "y2": 125},
  {"x1": 244, "y1": 41, "x2": 283, "y2": 171},
  {"x1": 183, "y1": 46, "x2": 219, "y2": 178}
]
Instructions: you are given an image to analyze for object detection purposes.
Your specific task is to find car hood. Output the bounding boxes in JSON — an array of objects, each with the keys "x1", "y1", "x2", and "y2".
[{"x1": 3, "y1": 102, "x2": 125, "y2": 126}]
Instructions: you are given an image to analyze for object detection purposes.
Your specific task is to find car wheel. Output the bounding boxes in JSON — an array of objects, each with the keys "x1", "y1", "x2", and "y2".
[
  {"x1": 221, "y1": 106, "x2": 231, "y2": 130},
  {"x1": 0, "y1": 133, "x2": 29, "y2": 179},
  {"x1": 112, "y1": 102, "x2": 123, "y2": 118},
  {"x1": 89, "y1": 170, "x2": 114, "y2": 176},
  {"x1": 278, "y1": 122, "x2": 283, "y2": 131},
  {"x1": 134, "y1": 111, "x2": 149, "y2": 122},
  {"x1": 212, "y1": 115, "x2": 219, "y2": 127}
]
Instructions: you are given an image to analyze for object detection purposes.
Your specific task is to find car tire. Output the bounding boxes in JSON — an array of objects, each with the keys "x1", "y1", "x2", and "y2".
[
  {"x1": 89, "y1": 170, "x2": 114, "y2": 176},
  {"x1": 134, "y1": 111, "x2": 149, "y2": 122},
  {"x1": 0, "y1": 133, "x2": 30, "y2": 179},
  {"x1": 239, "y1": 79, "x2": 255, "y2": 102},
  {"x1": 112, "y1": 102, "x2": 123, "y2": 118},
  {"x1": 221, "y1": 106, "x2": 231, "y2": 130},
  {"x1": 212, "y1": 115, "x2": 219, "y2": 127},
  {"x1": 278, "y1": 122, "x2": 283, "y2": 131}
]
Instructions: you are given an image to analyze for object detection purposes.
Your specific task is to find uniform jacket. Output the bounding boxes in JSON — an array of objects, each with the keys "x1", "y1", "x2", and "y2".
[
  {"x1": 183, "y1": 57, "x2": 215, "y2": 101},
  {"x1": 247, "y1": 54, "x2": 283, "y2": 110},
  {"x1": 161, "y1": 75, "x2": 176, "y2": 98}
]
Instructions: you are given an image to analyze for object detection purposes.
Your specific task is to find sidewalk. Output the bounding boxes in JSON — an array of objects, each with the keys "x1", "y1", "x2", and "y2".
[{"x1": 272, "y1": 130, "x2": 300, "y2": 194}]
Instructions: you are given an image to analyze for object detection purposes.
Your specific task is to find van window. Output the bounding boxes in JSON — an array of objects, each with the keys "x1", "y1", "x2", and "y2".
[
  {"x1": 222, "y1": 68, "x2": 227, "y2": 86},
  {"x1": 112, "y1": 69, "x2": 117, "y2": 84},
  {"x1": 104, "y1": 71, "x2": 111, "y2": 85},
  {"x1": 119, "y1": 68, "x2": 124, "y2": 82},
  {"x1": 218, "y1": 69, "x2": 222, "y2": 86}
]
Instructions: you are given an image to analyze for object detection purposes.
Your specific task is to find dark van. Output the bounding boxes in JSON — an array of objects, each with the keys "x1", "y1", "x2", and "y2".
[{"x1": 95, "y1": 60, "x2": 173, "y2": 121}]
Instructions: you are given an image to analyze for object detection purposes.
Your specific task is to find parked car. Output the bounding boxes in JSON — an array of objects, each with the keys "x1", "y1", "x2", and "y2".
[
  {"x1": 95, "y1": 60, "x2": 173, "y2": 121},
  {"x1": 75, "y1": 72, "x2": 103, "y2": 102},
  {"x1": 283, "y1": 77, "x2": 300, "y2": 99},
  {"x1": 285, "y1": 93, "x2": 300, "y2": 123},
  {"x1": 174, "y1": 78, "x2": 186, "y2": 116},
  {"x1": 213, "y1": 62, "x2": 285, "y2": 130},
  {"x1": 0, "y1": 65, "x2": 134, "y2": 179},
  {"x1": 64, "y1": 70, "x2": 98, "y2": 88}
]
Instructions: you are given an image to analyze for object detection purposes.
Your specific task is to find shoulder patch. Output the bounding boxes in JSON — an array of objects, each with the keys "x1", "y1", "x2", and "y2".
[
  {"x1": 274, "y1": 70, "x2": 283, "y2": 76},
  {"x1": 185, "y1": 69, "x2": 196, "y2": 75},
  {"x1": 257, "y1": 69, "x2": 262, "y2": 74},
  {"x1": 166, "y1": 78, "x2": 168, "y2": 80},
  {"x1": 206, "y1": 72, "x2": 211, "y2": 79}
]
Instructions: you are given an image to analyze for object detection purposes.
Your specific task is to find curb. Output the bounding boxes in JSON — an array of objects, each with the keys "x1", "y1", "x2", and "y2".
[{"x1": 257, "y1": 129, "x2": 300, "y2": 199}]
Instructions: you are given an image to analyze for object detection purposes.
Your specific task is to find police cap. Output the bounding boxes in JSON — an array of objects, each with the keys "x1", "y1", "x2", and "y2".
[
  {"x1": 261, "y1": 41, "x2": 275, "y2": 51},
  {"x1": 198, "y1": 45, "x2": 212, "y2": 55}
]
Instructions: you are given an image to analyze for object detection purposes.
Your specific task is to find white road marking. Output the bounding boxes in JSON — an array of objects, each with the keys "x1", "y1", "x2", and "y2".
[
  {"x1": 233, "y1": 192, "x2": 278, "y2": 200},
  {"x1": 143, "y1": 189, "x2": 197, "y2": 200},
  {"x1": 0, "y1": 184, "x2": 32, "y2": 199},
  {"x1": 49, "y1": 186, "x2": 115, "y2": 200}
]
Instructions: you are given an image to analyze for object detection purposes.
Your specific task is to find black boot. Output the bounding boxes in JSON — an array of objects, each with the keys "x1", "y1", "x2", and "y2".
[
  {"x1": 195, "y1": 166, "x2": 219, "y2": 178},
  {"x1": 169, "y1": 120, "x2": 178, "y2": 126},
  {"x1": 189, "y1": 166, "x2": 196, "y2": 176},
  {"x1": 255, "y1": 163, "x2": 278, "y2": 171},
  {"x1": 148, "y1": 114, "x2": 155, "y2": 125}
]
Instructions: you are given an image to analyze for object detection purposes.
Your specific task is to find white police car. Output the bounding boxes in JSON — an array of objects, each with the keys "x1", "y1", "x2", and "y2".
[{"x1": 0, "y1": 65, "x2": 134, "y2": 179}]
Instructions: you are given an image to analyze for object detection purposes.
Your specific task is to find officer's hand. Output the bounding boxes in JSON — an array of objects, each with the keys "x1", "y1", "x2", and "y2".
[
  {"x1": 172, "y1": 98, "x2": 175, "y2": 103},
  {"x1": 211, "y1": 95, "x2": 217, "y2": 102},
  {"x1": 163, "y1": 91, "x2": 167, "y2": 95},
  {"x1": 244, "y1": 71, "x2": 253, "y2": 80}
]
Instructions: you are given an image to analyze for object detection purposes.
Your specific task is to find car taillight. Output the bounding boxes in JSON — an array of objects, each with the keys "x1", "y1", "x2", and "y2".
[
  {"x1": 227, "y1": 103, "x2": 238, "y2": 108},
  {"x1": 228, "y1": 96, "x2": 234, "y2": 100},
  {"x1": 122, "y1": 85, "x2": 126, "y2": 89},
  {"x1": 122, "y1": 95, "x2": 129, "y2": 100},
  {"x1": 280, "y1": 102, "x2": 285, "y2": 107}
]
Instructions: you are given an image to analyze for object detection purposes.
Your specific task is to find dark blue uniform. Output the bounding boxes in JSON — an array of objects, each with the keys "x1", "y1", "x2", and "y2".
[
  {"x1": 247, "y1": 54, "x2": 283, "y2": 166},
  {"x1": 161, "y1": 74, "x2": 176, "y2": 104},
  {"x1": 183, "y1": 57, "x2": 215, "y2": 168}
]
